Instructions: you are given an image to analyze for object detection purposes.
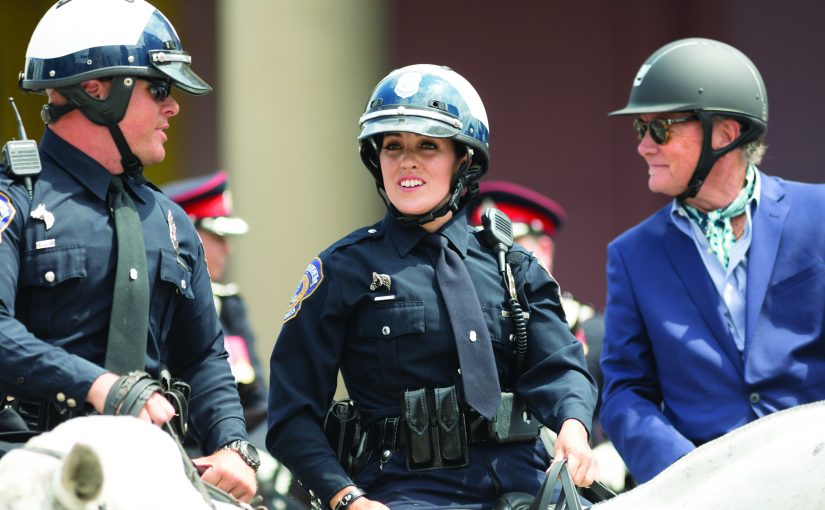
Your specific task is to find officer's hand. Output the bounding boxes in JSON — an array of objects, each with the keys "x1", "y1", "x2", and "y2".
[
  {"x1": 348, "y1": 497, "x2": 388, "y2": 510},
  {"x1": 330, "y1": 487, "x2": 389, "y2": 510},
  {"x1": 86, "y1": 372, "x2": 175, "y2": 425},
  {"x1": 551, "y1": 418, "x2": 599, "y2": 487},
  {"x1": 194, "y1": 449, "x2": 257, "y2": 503},
  {"x1": 137, "y1": 392, "x2": 176, "y2": 426},
  {"x1": 86, "y1": 372, "x2": 120, "y2": 412}
]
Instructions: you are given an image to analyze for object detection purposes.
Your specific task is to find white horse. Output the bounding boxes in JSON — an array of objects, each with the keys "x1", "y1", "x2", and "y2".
[
  {"x1": 588, "y1": 399, "x2": 825, "y2": 509},
  {"x1": 2, "y1": 402, "x2": 824, "y2": 510},
  {"x1": 0, "y1": 415, "x2": 252, "y2": 510}
]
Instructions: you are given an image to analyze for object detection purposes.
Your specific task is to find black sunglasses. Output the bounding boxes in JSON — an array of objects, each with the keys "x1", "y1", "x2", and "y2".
[
  {"x1": 146, "y1": 78, "x2": 173, "y2": 101},
  {"x1": 633, "y1": 114, "x2": 698, "y2": 144}
]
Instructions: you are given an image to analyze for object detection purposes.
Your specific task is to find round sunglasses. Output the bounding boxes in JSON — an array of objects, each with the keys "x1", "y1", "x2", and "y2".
[{"x1": 633, "y1": 114, "x2": 698, "y2": 144}]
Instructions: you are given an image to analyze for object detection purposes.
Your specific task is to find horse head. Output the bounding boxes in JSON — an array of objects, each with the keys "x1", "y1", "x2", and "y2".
[{"x1": 0, "y1": 416, "x2": 215, "y2": 510}]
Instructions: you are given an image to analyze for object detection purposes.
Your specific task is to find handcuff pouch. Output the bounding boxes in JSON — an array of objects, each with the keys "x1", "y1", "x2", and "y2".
[{"x1": 487, "y1": 391, "x2": 541, "y2": 443}]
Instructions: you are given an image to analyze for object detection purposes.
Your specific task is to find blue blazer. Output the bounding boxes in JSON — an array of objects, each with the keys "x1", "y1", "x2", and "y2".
[{"x1": 600, "y1": 172, "x2": 825, "y2": 483}]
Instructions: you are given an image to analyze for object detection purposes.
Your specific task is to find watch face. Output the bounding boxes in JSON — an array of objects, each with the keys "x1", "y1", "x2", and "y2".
[{"x1": 244, "y1": 442, "x2": 260, "y2": 464}]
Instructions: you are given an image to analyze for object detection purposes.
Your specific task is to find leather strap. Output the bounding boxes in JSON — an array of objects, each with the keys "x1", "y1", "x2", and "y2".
[
  {"x1": 528, "y1": 459, "x2": 582, "y2": 510},
  {"x1": 103, "y1": 371, "x2": 160, "y2": 416},
  {"x1": 334, "y1": 487, "x2": 367, "y2": 510}
]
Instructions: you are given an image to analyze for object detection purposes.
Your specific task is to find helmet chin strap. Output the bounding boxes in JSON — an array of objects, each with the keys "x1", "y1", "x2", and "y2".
[
  {"x1": 381, "y1": 150, "x2": 478, "y2": 228},
  {"x1": 44, "y1": 77, "x2": 146, "y2": 184},
  {"x1": 678, "y1": 111, "x2": 765, "y2": 201}
]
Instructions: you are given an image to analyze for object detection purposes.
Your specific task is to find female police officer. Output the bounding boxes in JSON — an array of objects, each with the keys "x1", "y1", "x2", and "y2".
[{"x1": 266, "y1": 65, "x2": 598, "y2": 510}]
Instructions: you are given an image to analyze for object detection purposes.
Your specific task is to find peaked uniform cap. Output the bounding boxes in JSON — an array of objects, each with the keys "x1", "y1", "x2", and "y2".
[{"x1": 162, "y1": 171, "x2": 248, "y2": 236}]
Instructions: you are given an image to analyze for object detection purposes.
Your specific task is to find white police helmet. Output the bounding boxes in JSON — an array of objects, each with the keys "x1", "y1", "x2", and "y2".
[
  {"x1": 358, "y1": 65, "x2": 490, "y2": 224},
  {"x1": 21, "y1": 0, "x2": 210, "y2": 95}
]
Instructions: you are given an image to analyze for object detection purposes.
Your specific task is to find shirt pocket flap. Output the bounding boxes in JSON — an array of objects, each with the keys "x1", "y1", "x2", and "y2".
[
  {"x1": 356, "y1": 301, "x2": 426, "y2": 339},
  {"x1": 482, "y1": 306, "x2": 513, "y2": 344},
  {"x1": 159, "y1": 249, "x2": 194, "y2": 299},
  {"x1": 21, "y1": 245, "x2": 87, "y2": 287}
]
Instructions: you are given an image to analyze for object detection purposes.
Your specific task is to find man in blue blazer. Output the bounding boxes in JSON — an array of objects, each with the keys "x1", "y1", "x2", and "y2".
[{"x1": 600, "y1": 37, "x2": 825, "y2": 484}]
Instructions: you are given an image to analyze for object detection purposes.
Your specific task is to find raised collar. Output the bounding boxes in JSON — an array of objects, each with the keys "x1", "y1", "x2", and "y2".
[
  {"x1": 384, "y1": 208, "x2": 470, "y2": 258},
  {"x1": 40, "y1": 128, "x2": 147, "y2": 204}
]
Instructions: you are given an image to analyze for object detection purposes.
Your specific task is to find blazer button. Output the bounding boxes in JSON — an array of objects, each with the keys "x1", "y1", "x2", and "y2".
[{"x1": 749, "y1": 392, "x2": 760, "y2": 404}]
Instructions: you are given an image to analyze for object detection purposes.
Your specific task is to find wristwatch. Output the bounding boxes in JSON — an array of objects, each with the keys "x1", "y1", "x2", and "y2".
[{"x1": 222, "y1": 439, "x2": 261, "y2": 472}]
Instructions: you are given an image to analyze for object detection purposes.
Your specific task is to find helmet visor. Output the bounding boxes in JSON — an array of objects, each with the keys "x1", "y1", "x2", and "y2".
[
  {"x1": 149, "y1": 50, "x2": 211, "y2": 95},
  {"x1": 358, "y1": 114, "x2": 460, "y2": 141}
]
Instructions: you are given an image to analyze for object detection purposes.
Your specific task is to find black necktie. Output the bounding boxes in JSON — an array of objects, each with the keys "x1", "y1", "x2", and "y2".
[
  {"x1": 424, "y1": 234, "x2": 501, "y2": 420},
  {"x1": 105, "y1": 175, "x2": 150, "y2": 374}
]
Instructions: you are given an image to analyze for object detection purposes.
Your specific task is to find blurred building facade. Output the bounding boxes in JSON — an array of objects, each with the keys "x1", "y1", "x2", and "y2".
[{"x1": 3, "y1": 0, "x2": 824, "y2": 380}]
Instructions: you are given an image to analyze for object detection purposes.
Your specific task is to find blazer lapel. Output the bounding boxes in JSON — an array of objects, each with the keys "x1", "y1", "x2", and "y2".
[
  {"x1": 663, "y1": 221, "x2": 745, "y2": 376},
  {"x1": 745, "y1": 174, "x2": 789, "y2": 349}
]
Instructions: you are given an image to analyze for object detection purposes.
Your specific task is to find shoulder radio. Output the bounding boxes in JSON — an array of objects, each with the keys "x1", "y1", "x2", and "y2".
[{"x1": 2, "y1": 97, "x2": 42, "y2": 198}]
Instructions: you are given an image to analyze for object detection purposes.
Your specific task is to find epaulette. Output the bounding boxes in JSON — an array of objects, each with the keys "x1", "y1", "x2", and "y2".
[
  {"x1": 322, "y1": 220, "x2": 384, "y2": 258},
  {"x1": 211, "y1": 281, "x2": 239, "y2": 297}
]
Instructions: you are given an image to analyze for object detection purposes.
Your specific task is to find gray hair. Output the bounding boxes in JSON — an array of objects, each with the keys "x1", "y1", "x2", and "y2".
[{"x1": 742, "y1": 137, "x2": 767, "y2": 166}]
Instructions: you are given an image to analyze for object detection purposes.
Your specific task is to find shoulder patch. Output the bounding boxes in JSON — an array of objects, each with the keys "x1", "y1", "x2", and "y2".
[
  {"x1": 0, "y1": 192, "x2": 16, "y2": 243},
  {"x1": 283, "y1": 257, "x2": 324, "y2": 323}
]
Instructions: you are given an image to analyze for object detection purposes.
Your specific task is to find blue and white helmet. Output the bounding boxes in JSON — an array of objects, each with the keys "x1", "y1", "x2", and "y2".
[
  {"x1": 358, "y1": 64, "x2": 490, "y2": 187},
  {"x1": 20, "y1": 0, "x2": 210, "y2": 95}
]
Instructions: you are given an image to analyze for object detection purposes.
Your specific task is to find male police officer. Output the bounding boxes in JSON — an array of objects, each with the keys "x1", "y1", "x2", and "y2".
[
  {"x1": 164, "y1": 171, "x2": 269, "y2": 434},
  {"x1": 0, "y1": 0, "x2": 257, "y2": 501}
]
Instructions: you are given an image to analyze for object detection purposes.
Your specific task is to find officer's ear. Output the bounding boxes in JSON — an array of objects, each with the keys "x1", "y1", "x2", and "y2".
[{"x1": 80, "y1": 79, "x2": 111, "y2": 100}]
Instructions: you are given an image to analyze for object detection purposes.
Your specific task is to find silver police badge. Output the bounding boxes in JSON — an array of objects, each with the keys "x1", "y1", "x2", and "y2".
[
  {"x1": 30, "y1": 203, "x2": 55, "y2": 230},
  {"x1": 369, "y1": 272, "x2": 391, "y2": 292},
  {"x1": 167, "y1": 209, "x2": 179, "y2": 255}
]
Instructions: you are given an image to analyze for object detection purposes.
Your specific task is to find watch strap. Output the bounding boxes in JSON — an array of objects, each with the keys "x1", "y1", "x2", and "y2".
[
  {"x1": 334, "y1": 487, "x2": 367, "y2": 510},
  {"x1": 222, "y1": 439, "x2": 260, "y2": 471}
]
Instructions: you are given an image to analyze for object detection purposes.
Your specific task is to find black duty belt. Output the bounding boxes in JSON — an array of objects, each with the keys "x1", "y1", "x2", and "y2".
[
  {"x1": 0, "y1": 393, "x2": 89, "y2": 433},
  {"x1": 367, "y1": 412, "x2": 493, "y2": 454}
]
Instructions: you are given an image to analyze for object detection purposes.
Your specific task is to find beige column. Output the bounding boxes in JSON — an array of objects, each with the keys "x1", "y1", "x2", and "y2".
[{"x1": 218, "y1": 0, "x2": 387, "y2": 380}]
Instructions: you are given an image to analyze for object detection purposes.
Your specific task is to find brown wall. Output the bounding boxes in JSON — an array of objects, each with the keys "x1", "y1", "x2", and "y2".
[
  {"x1": 387, "y1": 0, "x2": 825, "y2": 308},
  {"x1": 4, "y1": 0, "x2": 824, "y2": 314}
]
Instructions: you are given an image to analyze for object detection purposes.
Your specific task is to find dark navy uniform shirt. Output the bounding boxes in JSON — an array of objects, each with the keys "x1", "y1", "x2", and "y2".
[
  {"x1": 0, "y1": 128, "x2": 246, "y2": 453},
  {"x1": 267, "y1": 209, "x2": 597, "y2": 503}
]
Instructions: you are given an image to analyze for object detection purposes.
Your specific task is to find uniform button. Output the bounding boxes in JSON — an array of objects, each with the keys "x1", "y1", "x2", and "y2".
[
  {"x1": 16, "y1": 376, "x2": 24, "y2": 384},
  {"x1": 56, "y1": 392, "x2": 66, "y2": 402},
  {"x1": 67, "y1": 398, "x2": 77, "y2": 408},
  {"x1": 44, "y1": 271, "x2": 55, "y2": 283},
  {"x1": 749, "y1": 392, "x2": 760, "y2": 404},
  {"x1": 5, "y1": 395, "x2": 14, "y2": 402},
  {"x1": 368, "y1": 229, "x2": 378, "y2": 234},
  {"x1": 381, "y1": 326, "x2": 391, "y2": 336}
]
